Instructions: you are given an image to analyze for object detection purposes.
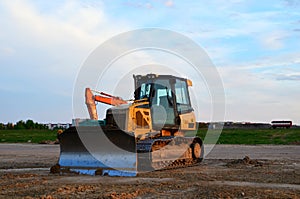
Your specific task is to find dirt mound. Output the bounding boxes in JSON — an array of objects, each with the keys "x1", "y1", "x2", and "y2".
[
  {"x1": 39, "y1": 139, "x2": 59, "y2": 145},
  {"x1": 226, "y1": 156, "x2": 263, "y2": 167},
  {"x1": 289, "y1": 141, "x2": 300, "y2": 145}
]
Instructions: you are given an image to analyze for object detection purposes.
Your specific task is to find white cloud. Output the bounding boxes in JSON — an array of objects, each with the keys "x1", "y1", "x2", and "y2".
[
  {"x1": 217, "y1": 50, "x2": 300, "y2": 123},
  {"x1": 0, "y1": 0, "x2": 128, "y2": 63},
  {"x1": 0, "y1": 47, "x2": 15, "y2": 57},
  {"x1": 165, "y1": 0, "x2": 174, "y2": 7},
  {"x1": 276, "y1": 73, "x2": 300, "y2": 81},
  {"x1": 0, "y1": 0, "x2": 131, "y2": 122},
  {"x1": 123, "y1": 1, "x2": 153, "y2": 9},
  {"x1": 259, "y1": 31, "x2": 289, "y2": 50},
  {"x1": 0, "y1": 0, "x2": 130, "y2": 88},
  {"x1": 222, "y1": 52, "x2": 300, "y2": 71}
]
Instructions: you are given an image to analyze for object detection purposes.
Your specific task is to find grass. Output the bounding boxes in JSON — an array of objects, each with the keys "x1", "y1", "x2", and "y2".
[
  {"x1": 196, "y1": 128, "x2": 300, "y2": 145},
  {"x1": 0, "y1": 129, "x2": 57, "y2": 143},
  {"x1": 0, "y1": 128, "x2": 299, "y2": 145}
]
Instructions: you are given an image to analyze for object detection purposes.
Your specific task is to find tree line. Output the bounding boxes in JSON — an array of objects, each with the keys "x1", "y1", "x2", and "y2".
[{"x1": 0, "y1": 120, "x2": 47, "y2": 130}]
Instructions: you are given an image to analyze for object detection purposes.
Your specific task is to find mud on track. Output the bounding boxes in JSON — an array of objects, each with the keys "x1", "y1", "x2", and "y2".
[{"x1": 0, "y1": 144, "x2": 299, "y2": 198}]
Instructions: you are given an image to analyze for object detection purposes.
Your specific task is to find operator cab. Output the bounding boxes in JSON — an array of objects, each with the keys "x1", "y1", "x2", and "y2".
[{"x1": 134, "y1": 74, "x2": 193, "y2": 130}]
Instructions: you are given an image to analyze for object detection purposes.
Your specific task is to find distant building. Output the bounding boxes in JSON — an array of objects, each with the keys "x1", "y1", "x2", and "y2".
[
  {"x1": 271, "y1": 121, "x2": 292, "y2": 129},
  {"x1": 208, "y1": 122, "x2": 224, "y2": 129},
  {"x1": 46, "y1": 123, "x2": 71, "y2": 130},
  {"x1": 207, "y1": 121, "x2": 272, "y2": 129}
]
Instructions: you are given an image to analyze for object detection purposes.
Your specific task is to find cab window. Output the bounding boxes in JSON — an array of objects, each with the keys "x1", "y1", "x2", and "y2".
[{"x1": 175, "y1": 79, "x2": 192, "y2": 113}]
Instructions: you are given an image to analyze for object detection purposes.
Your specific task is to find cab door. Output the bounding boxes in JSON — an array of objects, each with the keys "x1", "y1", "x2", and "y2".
[{"x1": 150, "y1": 79, "x2": 177, "y2": 130}]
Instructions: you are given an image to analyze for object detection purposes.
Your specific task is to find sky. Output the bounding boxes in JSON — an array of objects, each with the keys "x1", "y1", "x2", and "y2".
[{"x1": 0, "y1": 0, "x2": 299, "y2": 124}]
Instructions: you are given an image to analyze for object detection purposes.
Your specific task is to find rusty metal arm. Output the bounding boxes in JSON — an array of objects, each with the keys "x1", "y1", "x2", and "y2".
[{"x1": 85, "y1": 88, "x2": 128, "y2": 120}]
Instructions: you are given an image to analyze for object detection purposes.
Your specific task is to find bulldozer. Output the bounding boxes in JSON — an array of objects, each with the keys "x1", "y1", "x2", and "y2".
[{"x1": 51, "y1": 74, "x2": 204, "y2": 176}]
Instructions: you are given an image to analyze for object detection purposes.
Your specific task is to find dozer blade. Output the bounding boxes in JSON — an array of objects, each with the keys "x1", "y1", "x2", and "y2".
[{"x1": 57, "y1": 126, "x2": 137, "y2": 176}]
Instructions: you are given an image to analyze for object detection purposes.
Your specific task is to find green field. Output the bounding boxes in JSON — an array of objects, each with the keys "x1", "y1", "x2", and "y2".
[
  {"x1": 197, "y1": 128, "x2": 300, "y2": 145},
  {"x1": 0, "y1": 128, "x2": 299, "y2": 144},
  {"x1": 0, "y1": 129, "x2": 57, "y2": 143}
]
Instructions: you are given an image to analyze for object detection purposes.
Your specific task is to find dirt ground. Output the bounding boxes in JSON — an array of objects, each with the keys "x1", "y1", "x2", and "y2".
[{"x1": 0, "y1": 144, "x2": 299, "y2": 199}]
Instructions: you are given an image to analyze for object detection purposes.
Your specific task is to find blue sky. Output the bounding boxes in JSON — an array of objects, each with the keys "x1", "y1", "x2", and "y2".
[{"x1": 0, "y1": 0, "x2": 299, "y2": 124}]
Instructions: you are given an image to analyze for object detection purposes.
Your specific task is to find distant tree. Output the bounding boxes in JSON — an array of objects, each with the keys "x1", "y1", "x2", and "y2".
[
  {"x1": 42, "y1": 124, "x2": 47, "y2": 129},
  {"x1": 198, "y1": 122, "x2": 208, "y2": 128},
  {"x1": 25, "y1": 119, "x2": 34, "y2": 129},
  {"x1": 0, "y1": 123, "x2": 4, "y2": 130},
  {"x1": 35, "y1": 122, "x2": 46, "y2": 129},
  {"x1": 34, "y1": 122, "x2": 39, "y2": 129},
  {"x1": 15, "y1": 120, "x2": 26, "y2": 129},
  {"x1": 3, "y1": 120, "x2": 51, "y2": 130},
  {"x1": 7, "y1": 122, "x2": 14, "y2": 129}
]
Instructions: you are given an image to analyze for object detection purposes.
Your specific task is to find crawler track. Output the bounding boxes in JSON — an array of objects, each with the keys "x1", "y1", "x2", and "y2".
[{"x1": 137, "y1": 136, "x2": 203, "y2": 172}]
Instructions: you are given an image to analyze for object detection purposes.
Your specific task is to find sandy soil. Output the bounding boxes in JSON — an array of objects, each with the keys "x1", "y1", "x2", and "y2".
[{"x1": 0, "y1": 144, "x2": 299, "y2": 199}]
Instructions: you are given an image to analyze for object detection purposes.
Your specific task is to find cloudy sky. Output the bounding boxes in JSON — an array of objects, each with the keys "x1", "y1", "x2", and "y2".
[{"x1": 0, "y1": 0, "x2": 299, "y2": 124}]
